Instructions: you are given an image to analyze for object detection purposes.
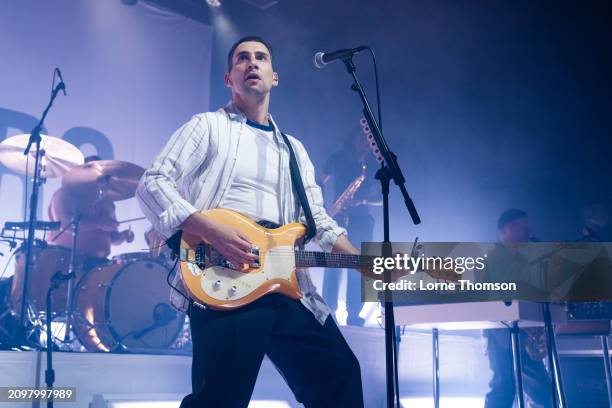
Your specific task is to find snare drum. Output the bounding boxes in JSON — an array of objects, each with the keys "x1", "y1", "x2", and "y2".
[
  {"x1": 111, "y1": 252, "x2": 154, "y2": 265},
  {"x1": 10, "y1": 242, "x2": 85, "y2": 318},
  {"x1": 72, "y1": 256, "x2": 183, "y2": 352}
]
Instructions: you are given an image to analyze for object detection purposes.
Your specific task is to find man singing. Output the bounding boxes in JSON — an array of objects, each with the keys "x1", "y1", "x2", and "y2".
[{"x1": 137, "y1": 36, "x2": 365, "y2": 407}]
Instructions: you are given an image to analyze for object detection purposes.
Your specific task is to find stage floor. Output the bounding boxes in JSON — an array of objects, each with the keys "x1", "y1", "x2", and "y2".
[{"x1": 0, "y1": 326, "x2": 607, "y2": 407}]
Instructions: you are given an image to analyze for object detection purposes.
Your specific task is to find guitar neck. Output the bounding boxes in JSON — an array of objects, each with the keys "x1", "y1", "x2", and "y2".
[{"x1": 295, "y1": 251, "x2": 371, "y2": 269}]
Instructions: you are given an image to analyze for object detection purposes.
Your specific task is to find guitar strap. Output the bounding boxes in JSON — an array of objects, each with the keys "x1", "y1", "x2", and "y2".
[
  {"x1": 279, "y1": 132, "x2": 317, "y2": 244},
  {"x1": 164, "y1": 123, "x2": 318, "y2": 255}
]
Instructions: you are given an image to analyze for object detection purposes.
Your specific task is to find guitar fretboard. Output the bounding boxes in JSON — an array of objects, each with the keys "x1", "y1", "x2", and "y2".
[{"x1": 295, "y1": 251, "x2": 372, "y2": 269}]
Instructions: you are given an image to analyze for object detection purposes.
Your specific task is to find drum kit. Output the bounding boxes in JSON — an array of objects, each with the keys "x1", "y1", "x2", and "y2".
[{"x1": 0, "y1": 134, "x2": 187, "y2": 353}]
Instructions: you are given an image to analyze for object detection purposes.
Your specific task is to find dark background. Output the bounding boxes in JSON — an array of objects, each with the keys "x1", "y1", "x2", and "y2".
[{"x1": 154, "y1": 0, "x2": 612, "y2": 242}]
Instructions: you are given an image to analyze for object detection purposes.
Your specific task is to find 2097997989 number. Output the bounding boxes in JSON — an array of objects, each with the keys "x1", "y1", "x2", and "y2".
[{"x1": 0, "y1": 387, "x2": 76, "y2": 402}]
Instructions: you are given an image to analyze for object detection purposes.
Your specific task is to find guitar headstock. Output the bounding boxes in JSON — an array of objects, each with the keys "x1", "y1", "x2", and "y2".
[
  {"x1": 409, "y1": 240, "x2": 461, "y2": 282},
  {"x1": 421, "y1": 264, "x2": 461, "y2": 282}
]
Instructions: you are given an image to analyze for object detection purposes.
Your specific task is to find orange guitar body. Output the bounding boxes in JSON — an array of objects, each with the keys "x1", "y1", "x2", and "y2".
[{"x1": 179, "y1": 209, "x2": 306, "y2": 310}]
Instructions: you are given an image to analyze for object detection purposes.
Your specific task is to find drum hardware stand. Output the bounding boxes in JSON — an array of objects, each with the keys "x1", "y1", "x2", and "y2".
[
  {"x1": 339, "y1": 52, "x2": 421, "y2": 407},
  {"x1": 20, "y1": 73, "x2": 66, "y2": 331},
  {"x1": 530, "y1": 249, "x2": 567, "y2": 407},
  {"x1": 602, "y1": 335, "x2": 612, "y2": 406},
  {"x1": 432, "y1": 328, "x2": 440, "y2": 408},
  {"x1": 542, "y1": 302, "x2": 567, "y2": 407},
  {"x1": 51, "y1": 214, "x2": 82, "y2": 344}
]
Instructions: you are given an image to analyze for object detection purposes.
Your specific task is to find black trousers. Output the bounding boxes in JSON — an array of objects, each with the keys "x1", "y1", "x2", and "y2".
[{"x1": 180, "y1": 294, "x2": 364, "y2": 408}]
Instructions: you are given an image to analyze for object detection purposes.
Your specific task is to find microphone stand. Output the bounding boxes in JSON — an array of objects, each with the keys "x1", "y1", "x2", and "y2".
[
  {"x1": 45, "y1": 271, "x2": 73, "y2": 408},
  {"x1": 20, "y1": 80, "x2": 66, "y2": 330},
  {"x1": 45, "y1": 282, "x2": 57, "y2": 408},
  {"x1": 340, "y1": 55, "x2": 421, "y2": 408}
]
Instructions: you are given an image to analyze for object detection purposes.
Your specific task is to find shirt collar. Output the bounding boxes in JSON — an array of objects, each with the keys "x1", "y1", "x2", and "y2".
[{"x1": 223, "y1": 100, "x2": 284, "y2": 141}]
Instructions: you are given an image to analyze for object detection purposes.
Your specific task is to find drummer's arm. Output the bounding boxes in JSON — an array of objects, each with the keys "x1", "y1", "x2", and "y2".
[
  {"x1": 79, "y1": 200, "x2": 119, "y2": 232},
  {"x1": 50, "y1": 193, "x2": 117, "y2": 233},
  {"x1": 110, "y1": 229, "x2": 134, "y2": 245}
]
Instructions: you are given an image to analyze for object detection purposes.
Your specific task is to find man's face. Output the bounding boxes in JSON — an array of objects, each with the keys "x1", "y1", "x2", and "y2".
[
  {"x1": 224, "y1": 41, "x2": 278, "y2": 98},
  {"x1": 500, "y1": 217, "x2": 531, "y2": 243}
]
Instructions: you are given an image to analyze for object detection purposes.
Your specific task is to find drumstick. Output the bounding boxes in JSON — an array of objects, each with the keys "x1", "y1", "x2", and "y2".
[{"x1": 117, "y1": 216, "x2": 147, "y2": 224}]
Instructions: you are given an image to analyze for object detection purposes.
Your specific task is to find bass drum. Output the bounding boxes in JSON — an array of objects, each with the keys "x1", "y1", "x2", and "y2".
[
  {"x1": 10, "y1": 243, "x2": 85, "y2": 318},
  {"x1": 72, "y1": 256, "x2": 184, "y2": 352}
]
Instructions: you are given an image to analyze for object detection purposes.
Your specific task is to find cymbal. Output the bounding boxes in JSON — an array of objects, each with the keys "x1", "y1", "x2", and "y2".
[
  {"x1": 0, "y1": 134, "x2": 84, "y2": 178},
  {"x1": 62, "y1": 160, "x2": 145, "y2": 201}
]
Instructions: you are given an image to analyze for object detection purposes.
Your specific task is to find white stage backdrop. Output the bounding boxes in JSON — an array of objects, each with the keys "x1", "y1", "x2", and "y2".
[{"x1": 0, "y1": 1, "x2": 212, "y2": 276}]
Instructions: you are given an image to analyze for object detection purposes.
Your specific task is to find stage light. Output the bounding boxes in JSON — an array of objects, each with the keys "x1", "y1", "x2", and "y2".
[
  {"x1": 209, "y1": 3, "x2": 240, "y2": 52},
  {"x1": 206, "y1": 0, "x2": 222, "y2": 7}
]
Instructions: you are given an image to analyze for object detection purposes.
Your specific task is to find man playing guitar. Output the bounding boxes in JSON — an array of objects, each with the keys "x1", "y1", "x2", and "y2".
[{"x1": 137, "y1": 36, "x2": 366, "y2": 407}]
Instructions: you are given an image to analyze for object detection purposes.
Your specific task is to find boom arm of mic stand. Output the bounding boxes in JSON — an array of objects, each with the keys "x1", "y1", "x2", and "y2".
[
  {"x1": 23, "y1": 125, "x2": 41, "y2": 157},
  {"x1": 24, "y1": 82, "x2": 63, "y2": 157}
]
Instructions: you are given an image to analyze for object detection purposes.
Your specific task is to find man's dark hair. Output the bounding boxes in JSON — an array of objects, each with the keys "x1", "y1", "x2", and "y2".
[
  {"x1": 498, "y1": 208, "x2": 528, "y2": 230},
  {"x1": 227, "y1": 36, "x2": 273, "y2": 72}
]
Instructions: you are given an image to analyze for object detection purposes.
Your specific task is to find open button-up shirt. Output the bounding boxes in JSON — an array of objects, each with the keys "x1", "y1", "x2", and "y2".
[{"x1": 136, "y1": 102, "x2": 346, "y2": 324}]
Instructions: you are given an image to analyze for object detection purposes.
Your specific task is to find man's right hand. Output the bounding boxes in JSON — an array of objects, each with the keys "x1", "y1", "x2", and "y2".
[
  {"x1": 180, "y1": 212, "x2": 258, "y2": 271},
  {"x1": 205, "y1": 223, "x2": 259, "y2": 270}
]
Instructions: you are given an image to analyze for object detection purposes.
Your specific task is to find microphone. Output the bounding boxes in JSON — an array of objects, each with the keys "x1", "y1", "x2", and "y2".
[
  {"x1": 313, "y1": 46, "x2": 367, "y2": 68},
  {"x1": 55, "y1": 68, "x2": 67, "y2": 95},
  {"x1": 133, "y1": 303, "x2": 177, "y2": 340}
]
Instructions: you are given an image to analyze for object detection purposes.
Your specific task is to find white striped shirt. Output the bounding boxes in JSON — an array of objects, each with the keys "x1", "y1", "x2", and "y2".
[{"x1": 136, "y1": 102, "x2": 346, "y2": 324}]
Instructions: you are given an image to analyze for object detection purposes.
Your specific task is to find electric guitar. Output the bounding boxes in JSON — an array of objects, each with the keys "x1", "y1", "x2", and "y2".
[{"x1": 178, "y1": 208, "x2": 454, "y2": 310}]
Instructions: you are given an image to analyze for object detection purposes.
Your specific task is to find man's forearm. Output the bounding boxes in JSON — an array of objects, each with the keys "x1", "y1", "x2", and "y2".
[
  {"x1": 331, "y1": 234, "x2": 360, "y2": 255},
  {"x1": 332, "y1": 234, "x2": 382, "y2": 279},
  {"x1": 179, "y1": 211, "x2": 218, "y2": 239}
]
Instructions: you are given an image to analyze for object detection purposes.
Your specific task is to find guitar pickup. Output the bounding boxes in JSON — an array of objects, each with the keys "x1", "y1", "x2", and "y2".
[
  {"x1": 250, "y1": 245, "x2": 260, "y2": 267},
  {"x1": 195, "y1": 244, "x2": 207, "y2": 269},
  {"x1": 221, "y1": 246, "x2": 259, "y2": 270}
]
